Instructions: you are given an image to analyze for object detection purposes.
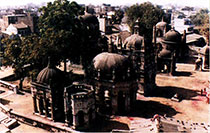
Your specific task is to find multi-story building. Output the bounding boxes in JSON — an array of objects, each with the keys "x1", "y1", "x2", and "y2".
[{"x1": 0, "y1": 9, "x2": 38, "y2": 36}]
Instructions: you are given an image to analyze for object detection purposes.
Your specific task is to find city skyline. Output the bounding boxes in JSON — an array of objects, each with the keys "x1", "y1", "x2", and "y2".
[{"x1": 0, "y1": 0, "x2": 209, "y2": 9}]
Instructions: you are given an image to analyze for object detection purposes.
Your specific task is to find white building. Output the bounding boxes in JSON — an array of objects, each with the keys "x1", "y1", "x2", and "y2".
[{"x1": 173, "y1": 18, "x2": 194, "y2": 33}]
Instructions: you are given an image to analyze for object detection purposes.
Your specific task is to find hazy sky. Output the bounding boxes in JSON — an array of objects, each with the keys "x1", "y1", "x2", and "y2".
[{"x1": 0, "y1": 0, "x2": 209, "y2": 9}]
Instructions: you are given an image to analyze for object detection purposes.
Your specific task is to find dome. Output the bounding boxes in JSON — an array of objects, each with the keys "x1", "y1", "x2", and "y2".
[
  {"x1": 37, "y1": 65, "x2": 64, "y2": 85},
  {"x1": 162, "y1": 29, "x2": 181, "y2": 44},
  {"x1": 158, "y1": 49, "x2": 172, "y2": 58},
  {"x1": 156, "y1": 21, "x2": 167, "y2": 31},
  {"x1": 82, "y1": 13, "x2": 98, "y2": 24},
  {"x1": 123, "y1": 34, "x2": 143, "y2": 50},
  {"x1": 93, "y1": 52, "x2": 135, "y2": 81},
  {"x1": 93, "y1": 52, "x2": 128, "y2": 71}
]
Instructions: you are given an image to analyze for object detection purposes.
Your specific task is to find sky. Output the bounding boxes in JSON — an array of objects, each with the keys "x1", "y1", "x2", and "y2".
[{"x1": 0, "y1": 0, "x2": 209, "y2": 9}]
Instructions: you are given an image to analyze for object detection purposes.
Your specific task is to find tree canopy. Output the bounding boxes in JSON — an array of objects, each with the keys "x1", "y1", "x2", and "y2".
[
  {"x1": 112, "y1": 9, "x2": 124, "y2": 24},
  {"x1": 190, "y1": 9, "x2": 209, "y2": 44},
  {"x1": 38, "y1": 0, "x2": 86, "y2": 71},
  {"x1": 1, "y1": 0, "x2": 104, "y2": 84},
  {"x1": 125, "y1": 2, "x2": 164, "y2": 39},
  {"x1": 190, "y1": 8, "x2": 209, "y2": 26}
]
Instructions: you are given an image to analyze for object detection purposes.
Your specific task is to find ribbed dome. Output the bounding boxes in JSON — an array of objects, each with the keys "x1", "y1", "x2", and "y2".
[
  {"x1": 123, "y1": 34, "x2": 143, "y2": 50},
  {"x1": 37, "y1": 65, "x2": 63, "y2": 85},
  {"x1": 93, "y1": 52, "x2": 136, "y2": 81},
  {"x1": 162, "y1": 29, "x2": 181, "y2": 44},
  {"x1": 82, "y1": 13, "x2": 98, "y2": 24},
  {"x1": 93, "y1": 52, "x2": 128, "y2": 71}
]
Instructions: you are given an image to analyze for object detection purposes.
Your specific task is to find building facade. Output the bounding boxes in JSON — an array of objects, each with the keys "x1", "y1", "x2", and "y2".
[{"x1": 64, "y1": 83, "x2": 95, "y2": 129}]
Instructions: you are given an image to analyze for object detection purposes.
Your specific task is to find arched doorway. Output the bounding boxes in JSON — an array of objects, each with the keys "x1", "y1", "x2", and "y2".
[
  {"x1": 77, "y1": 111, "x2": 84, "y2": 127},
  {"x1": 117, "y1": 91, "x2": 125, "y2": 113}
]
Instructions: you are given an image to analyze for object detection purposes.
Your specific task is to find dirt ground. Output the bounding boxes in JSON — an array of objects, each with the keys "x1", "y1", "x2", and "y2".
[
  {"x1": 109, "y1": 63, "x2": 210, "y2": 131},
  {"x1": 154, "y1": 63, "x2": 209, "y2": 123}
]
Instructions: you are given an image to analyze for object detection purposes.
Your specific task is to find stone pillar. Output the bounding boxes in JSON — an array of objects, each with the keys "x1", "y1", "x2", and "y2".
[
  {"x1": 112, "y1": 69, "x2": 115, "y2": 81},
  {"x1": 181, "y1": 30, "x2": 186, "y2": 57},
  {"x1": 163, "y1": 25, "x2": 167, "y2": 35},
  {"x1": 142, "y1": 36, "x2": 145, "y2": 50},
  {"x1": 63, "y1": 89, "x2": 69, "y2": 124},
  {"x1": 111, "y1": 86, "x2": 117, "y2": 114},
  {"x1": 51, "y1": 101, "x2": 54, "y2": 120},
  {"x1": 38, "y1": 97, "x2": 44, "y2": 115},
  {"x1": 43, "y1": 92, "x2": 49, "y2": 117},
  {"x1": 50, "y1": 92, "x2": 55, "y2": 120},
  {"x1": 97, "y1": 69, "x2": 100, "y2": 80},
  {"x1": 127, "y1": 67, "x2": 130, "y2": 78},
  {"x1": 33, "y1": 95, "x2": 38, "y2": 113},
  {"x1": 108, "y1": 36, "x2": 113, "y2": 53},
  {"x1": 170, "y1": 52, "x2": 176, "y2": 75}
]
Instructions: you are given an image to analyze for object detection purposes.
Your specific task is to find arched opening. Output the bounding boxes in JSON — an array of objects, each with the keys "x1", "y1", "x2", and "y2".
[
  {"x1": 117, "y1": 91, "x2": 125, "y2": 113},
  {"x1": 77, "y1": 111, "x2": 84, "y2": 127}
]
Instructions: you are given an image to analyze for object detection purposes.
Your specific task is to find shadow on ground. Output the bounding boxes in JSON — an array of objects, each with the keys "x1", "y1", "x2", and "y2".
[
  {"x1": 0, "y1": 90, "x2": 5, "y2": 94},
  {"x1": 173, "y1": 71, "x2": 192, "y2": 76},
  {"x1": 125, "y1": 100, "x2": 178, "y2": 119},
  {"x1": 86, "y1": 116, "x2": 129, "y2": 132},
  {"x1": 151, "y1": 86, "x2": 200, "y2": 100},
  {"x1": 0, "y1": 98, "x2": 10, "y2": 105},
  {"x1": 157, "y1": 71, "x2": 193, "y2": 77},
  {"x1": 10, "y1": 122, "x2": 20, "y2": 130}
]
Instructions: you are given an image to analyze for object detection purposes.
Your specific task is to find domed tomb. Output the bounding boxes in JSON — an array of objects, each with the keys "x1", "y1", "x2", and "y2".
[
  {"x1": 92, "y1": 52, "x2": 138, "y2": 114},
  {"x1": 31, "y1": 62, "x2": 65, "y2": 121},
  {"x1": 123, "y1": 34, "x2": 143, "y2": 50}
]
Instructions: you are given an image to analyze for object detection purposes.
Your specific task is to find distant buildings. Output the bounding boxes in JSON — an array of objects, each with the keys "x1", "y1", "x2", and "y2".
[
  {"x1": 173, "y1": 18, "x2": 194, "y2": 33},
  {"x1": 0, "y1": 9, "x2": 38, "y2": 36}
]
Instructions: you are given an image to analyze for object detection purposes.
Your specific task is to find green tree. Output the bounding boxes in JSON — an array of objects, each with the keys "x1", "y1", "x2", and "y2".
[
  {"x1": 112, "y1": 9, "x2": 124, "y2": 24},
  {"x1": 2, "y1": 36, "x2": 27, "y2": 90},
  {"x1": 1, "y1": 0, "x2": 103, "y2": 86},
  {"x1": 190, "y1": 8, "x2": 209, "y2": 44},
  {"x1": 38, "y1": 0, "x2": 85, "y2": 72},
  {"x1": 190, "y1": 8, "x2": 209, "y2": 26},
  {"x1": 126, "y1": 2, "x2": 164, "y2": 39}
]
